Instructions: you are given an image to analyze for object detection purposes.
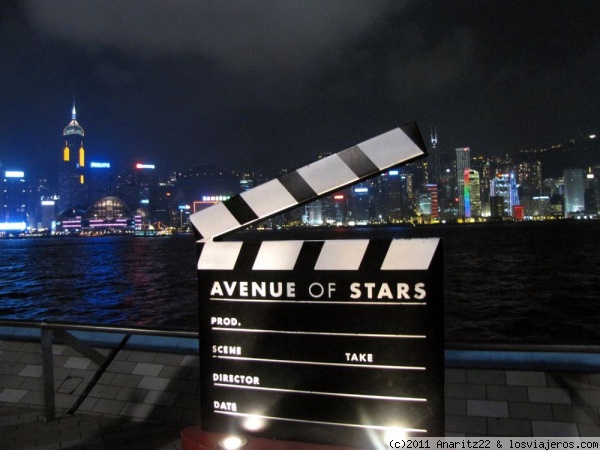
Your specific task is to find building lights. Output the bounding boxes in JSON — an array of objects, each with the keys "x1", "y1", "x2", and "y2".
[{"x1": 5, "y1": 171, "x2": 24, "y2": 178}]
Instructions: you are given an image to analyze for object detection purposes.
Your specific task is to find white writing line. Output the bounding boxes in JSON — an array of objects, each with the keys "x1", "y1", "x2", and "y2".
[
  {"x1": 212, "y1": 327, "x2": 426, "y2": 339},
  {"x1": 214, "y1": 383, "x2": 426, "y2": 402},
  {"x1": 212, "y1": 355, "x2": 426, "y2": 371},
  {"x1": 215, "y1": 410, "x2": 427, "y2": 433},
  {"x1": 211, "y1": 297, "x2": 426, "y2": 306}
]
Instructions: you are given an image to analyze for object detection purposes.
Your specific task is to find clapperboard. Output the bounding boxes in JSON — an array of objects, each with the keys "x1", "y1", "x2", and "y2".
[{"x1": 190, "y1": 123, "x2": 444, "y2": 448}]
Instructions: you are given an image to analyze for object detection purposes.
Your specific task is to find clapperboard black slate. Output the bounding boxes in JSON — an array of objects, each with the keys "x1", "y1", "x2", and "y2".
[{"x1": 190, "y1": 123, "x2": 444, "y2": 448}]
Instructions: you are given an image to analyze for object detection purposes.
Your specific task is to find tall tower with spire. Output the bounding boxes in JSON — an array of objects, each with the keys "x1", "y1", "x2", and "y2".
[{"x1": 58, "y1": 102, "x2": 88, "y2": 212}]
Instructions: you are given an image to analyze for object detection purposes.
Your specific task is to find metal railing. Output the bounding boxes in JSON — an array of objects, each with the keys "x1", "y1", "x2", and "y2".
[
  {"x1": 1, "y1": 319, "x2": 600, "y2": 422},
  {"x1": 0, "y1": 319, "x2": 198, "y2": 421}
]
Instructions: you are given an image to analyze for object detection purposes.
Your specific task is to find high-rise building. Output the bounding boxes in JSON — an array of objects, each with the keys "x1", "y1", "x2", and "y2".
[
  {"x1": 586, "y1": 166, "x2": 600, "y2": 215},
  {"x1": 88, "y1": 161, "x2": 113, "y2": 202},
  {"x1": 563, "y1": 168, "x2": 585, "y2": 217},
  {"x1": 417, "y1": 184, "x2": 439, "y2": 223},
  {"x1": 1, "y1": 171, "x2": 27, "y2": 229},
  {"x1": 58, "y1": 103, "x2": 87, "y2": 212},
  {"x1": 490, "y1": 173, "x2": 519, "y2": 217},
  {"x1": 464, "y1": 169, "x2": 481, "y2": 218},
  {"x1": 455, "y1": 147, "x2": 470, "y2": 218}
]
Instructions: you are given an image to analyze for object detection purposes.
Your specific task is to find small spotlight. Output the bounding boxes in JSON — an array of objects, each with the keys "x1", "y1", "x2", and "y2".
[
  {"x1": 218, "y1": 435, "x2": 247, "y2": 449},
  {"x1": 243, "y1": 415, "x2": 266, "y2": 432},
  {"x1": 384, "y1": 426, "x2": 408, "y2": 443}
]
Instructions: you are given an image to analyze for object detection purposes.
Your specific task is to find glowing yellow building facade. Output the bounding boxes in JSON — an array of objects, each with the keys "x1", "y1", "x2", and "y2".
[{"x1": 58, "y1": 103, "x2": 88, "y2": 212}]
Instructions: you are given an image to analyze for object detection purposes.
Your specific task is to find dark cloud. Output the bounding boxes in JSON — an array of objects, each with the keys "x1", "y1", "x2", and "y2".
[
  {"x1": 0, "y1": 0, "x2": 598, "y2": 179},
  {"x1": 25, "y1": 0, "x2": 400, "y2": 75}
]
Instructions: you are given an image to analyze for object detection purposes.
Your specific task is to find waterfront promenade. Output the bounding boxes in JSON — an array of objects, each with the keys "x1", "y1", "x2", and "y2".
[{"x1": 2, "y1": 325, "x2": 600, "y2": 449}]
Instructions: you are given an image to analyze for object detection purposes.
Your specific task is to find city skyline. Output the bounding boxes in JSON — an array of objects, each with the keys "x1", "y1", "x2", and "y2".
[{"x1": 1, "y1": 1, "x2": 599, "y2": 177}]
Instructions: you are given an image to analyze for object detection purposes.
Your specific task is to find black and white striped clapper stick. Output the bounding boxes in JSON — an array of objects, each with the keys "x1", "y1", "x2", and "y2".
[{"x1": 189, "y1": 122, "x2": 426, "y2": 241}]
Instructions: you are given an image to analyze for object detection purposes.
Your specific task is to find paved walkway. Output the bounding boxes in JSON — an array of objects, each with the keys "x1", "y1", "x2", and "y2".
[
  {"x1": 3, "y1": 328, "x2": 600, "y2": 445},
  {"x1": 0, "y1": 403, "x2": 182, "y2": 449},
  {"x1": 0, "y1": 330, "x2": 197, "y2": 449}
]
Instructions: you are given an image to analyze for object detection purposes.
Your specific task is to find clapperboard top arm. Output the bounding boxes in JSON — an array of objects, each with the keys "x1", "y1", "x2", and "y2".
[{"x1": 189, "y1": 121, "x2": 427, "y2": 242}]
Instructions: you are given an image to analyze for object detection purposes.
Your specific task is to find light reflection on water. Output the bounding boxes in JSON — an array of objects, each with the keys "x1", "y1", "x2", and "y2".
[
  {"x1": 0, "y1": 220, "x2": 598, "y2": 344},
  {"x1": 0, "y1": 234, "x2": 198, "y2": 329}
]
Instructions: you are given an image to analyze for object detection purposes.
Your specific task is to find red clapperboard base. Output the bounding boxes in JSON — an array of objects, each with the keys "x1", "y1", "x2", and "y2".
[{"x1": 181, "y1": 427, "x2": 355, "y2": 450}]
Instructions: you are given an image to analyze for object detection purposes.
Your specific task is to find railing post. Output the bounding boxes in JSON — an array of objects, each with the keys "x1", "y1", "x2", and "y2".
[{"x1": 41, "y1": 327, "x2": 55, "y2": 422}]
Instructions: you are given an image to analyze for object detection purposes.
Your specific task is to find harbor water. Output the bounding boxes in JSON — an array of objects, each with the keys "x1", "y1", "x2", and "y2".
[{"x1": 0, "y1": 220, "x2": 598, "y2": 344}]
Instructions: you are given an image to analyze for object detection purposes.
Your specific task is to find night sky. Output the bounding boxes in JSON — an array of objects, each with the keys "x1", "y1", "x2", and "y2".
[{"x1": 1, "y1": 0, "x2": 598, "y2": 178}]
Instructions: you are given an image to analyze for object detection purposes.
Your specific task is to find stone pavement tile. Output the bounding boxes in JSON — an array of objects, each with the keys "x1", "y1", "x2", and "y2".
[
  {"x1": 466, "y1": 369, "x2": 506, "y2": 385},
  {"x1": 587, "y1": 374, "x2": 600, "y2": 388},
  {"x1": 445, "y1": 368, "x2": 466, "y2": 384},
  {"x1": 122, "y1": 351, "x2": 157, "y2": 364},
  {"x1": 0, "y1": 374, "x2": 25, "y2": 389},
  {"x1": 552, "y1": 404, "x2": 600, "y2": 424},
  {"x1": 93, "y1": 398, "x2": 127, "y2": 415},
  {"x1": 108, "y1": 360, "x2": 137, "y2": 374},
  {"x1": 181, "y1": 355, "x2": 199, "y2": 368},
  {"x1": 19, "y1": 364, "x2": 43, "y2": 378},
  {"x1": 445, "y1": 398, "x2": 466, "y2": 415},
  {"x1": 532, "y1": 420, "x2": 579, "y2": 437},
  {"x1": 0, "y1": 351, "x2": 23, "y2": 363},
  {"x1": 487, "y1": 384, "x2": 528, "y2": 402},
  {"x1": 20, "y1": 390, "x2": 43, "y2": 406},
  {"x1": 487, "y1": 417, "x2": 533, "y2": 436},
  {"x1": 572, "y1": 389, "x2": 600, "y2": 406},
  {"x1": 578, "y1": 423, "x2": 600, "y2": 437},
  {"x1": 55, "y1": 392, "x2": 78, "y2": 410},
  {"x1": 446, "y1": 383, "x2": 486, "y2": 400},
  {"x1": 138, "y1": 375, "x2": 171, "y2": 391},
  {"x1": 89, "y1": 382, "x2": 121, "y2": 399},
  {"x1": 133, "y1": 362, "x2": 164, "y2": 377},
  {"x1": 527, "y1": 386, "x2": 572, "y2": 404},
  {"x1": 0, "y1": 388, "x2": 27, "y2": 403},
  {"x1": 20, "y1": 376, "x2": 43, "y2": 392},
  {"x1": 111, "y1": 372, "x2": 143, "y2": 388},
  {"x1": 547, "y1": 372, "x2": 591, "y2": 389},
  {"x1": 173, "y1": 393, "x2": 200, "y2": 409},
  {"x1": 17, "y1": 342, "x2": 41, "y2": 353},
  {"x1": 18, "y1": 352, "x2": 42, "y2": 365},
  {"x1": 161, "y1": 378, "x2": 196, "y2": 394},
  {"x1": 79, "y1": 396, "x2": 99, "y2": 413},
  {"x1": 467, "y1": 399, "x2": 509, "y2": 418},
  {"x1": 116, "y1": 387, "x2": 150, "y2": 403},
  {"x1": 52, "y1": 344, "x2": 66, "y2": 355},
  {"x1": 57, "y1": 375, "x2": 83, "y2": 394},
  {"x1": 507, "y1": 371, "x2": 547, "y2": 387},
  {"x1": 153, "y1": 353, "x2": 185, "y2": 366},
  {"x1": 121, "y1": 402, "x2": 155, "y2": 420},
  {"x1": 159, "y1": 365, "x2": 193, "y2": 380},
  {"x1": 64, "y1": 356, "x2": 92, "y2": 370},
  {"x1": 509, "y1": 401, "x2": 553, "y2": 421},
  {"x1": 144, "y1": 390, "x2": 177, "y2": 406},
  {"x1": 445, "y1": 415, "x2": 487, "y2": 435}
]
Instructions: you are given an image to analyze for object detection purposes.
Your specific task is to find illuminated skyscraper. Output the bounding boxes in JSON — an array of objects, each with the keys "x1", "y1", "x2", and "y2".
[
  {"x1": 490, "y1": 173, "x2": 519, "y2": 217},
  {"x1": 1, "y1": 171, "x2": 27, "y2": 229},
  {"x1": 58, "y1": 103, "x2": 88, "y2": 212},
  {"x1": 563, "y1": 168, "x2": 585, "y2": 217},
  {"x1": 464, "y1": 170, "x2": 481, "y2": 218},
  {"x1": 424, "y1": 184, "x2": 439, "y2": 220},
  {"x1": 455, "y1": 147, "x2": 470, "y2": 218}
]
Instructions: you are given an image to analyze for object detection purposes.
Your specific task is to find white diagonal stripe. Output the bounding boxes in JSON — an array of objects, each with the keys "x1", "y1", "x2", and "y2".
[
  {"x1": 315, "y1": 240, "x2": 370, "y2": 270},
  {"x1": 381, "y1": 238, "x2": 440, "y2": 271},
  {"x1": 189, "y1": 203, "x2": 240, "y2": 240},
  {"x1": 358, "y1": 128, "x2": 423, "y2": 170},
  {"x1": 253, "y1": 241, "x2": 305, "y2": 270},
  {"x1": 197, "y1": 241, "x2": 244, "y2": 270},
  {"x1": 296, "y1": 154, "x2": 358, "y2": 195},
  {"x1": 241, "y1": 179, "x2": 298, "y2": 219}
]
